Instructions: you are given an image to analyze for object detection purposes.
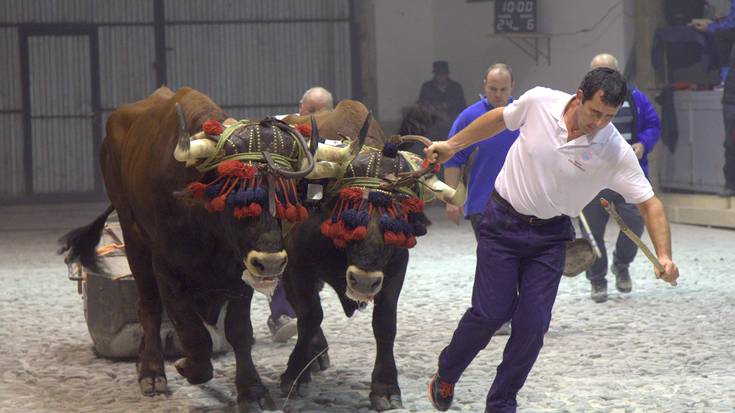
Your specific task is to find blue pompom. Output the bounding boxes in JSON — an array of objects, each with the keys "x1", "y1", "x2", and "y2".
[
  {"x1": 382, "y1": 142, "x2": 399, "y2": 158},
  {"x1": 205, "y1": 182, "x2": 223, "y2": 199},
  {"x1": 357, "y1": 211, "x2": 370, "y2": 226},
  {"x1": 368, "y1": 191, "x2": 392, "y2": 207},
  {"x1": 342, "y1": 209, "x2": 359, "y2": 228},
  {"x1": 253, "y1": 187, "x2": 267, "y2": 204},
  {"x1": 412, "y1": 223, "x2": 427, "y2": 236}
]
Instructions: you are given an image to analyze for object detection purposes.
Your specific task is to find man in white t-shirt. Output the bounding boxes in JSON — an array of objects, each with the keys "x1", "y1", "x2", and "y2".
[{"x1": 424, "y1": 68, "x2": 679, "y2": 413}]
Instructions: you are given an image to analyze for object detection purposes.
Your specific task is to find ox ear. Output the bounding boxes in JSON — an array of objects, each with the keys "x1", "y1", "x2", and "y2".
[{"x1": 423, "y1": 175, "x2": 467, "y2": 207}]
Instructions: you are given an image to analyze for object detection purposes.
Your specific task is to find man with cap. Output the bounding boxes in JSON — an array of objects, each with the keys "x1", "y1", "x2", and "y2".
[{"x1": 418, "y1": 61, "x2": 467, "y2": 138}]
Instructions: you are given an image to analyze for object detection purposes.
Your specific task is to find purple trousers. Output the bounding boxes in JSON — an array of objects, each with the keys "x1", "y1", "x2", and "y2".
[
  {"x1": 270, "y1": 283, "x2": 296, "y2": 319},
  {"x1": 438, "y1": 195, "x2": 573, "y2": 412}
]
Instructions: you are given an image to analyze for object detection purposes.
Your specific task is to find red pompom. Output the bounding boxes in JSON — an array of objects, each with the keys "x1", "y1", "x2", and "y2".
[
  {"x1": 285, "y1": 205, "x2": 298, "y2": 222},
  {"x1": 187, "y1": 182, "x2": 208, "y2": 199},
  {"x1": 203, "y1": 119, "x2": 224, "y2": 136},
  {"x1": 384, "y1": 231, "x2": 402, "y2": 246},
  {"x1": 295, "y1": 123, "x2": 312, "y2": 137},
  {"x1": 217, "y1": 160, "x2": 255, "y2": 179},
  {"x1": 233, "y1": 206, "x2": 247, "y2": 219},
  {"x1": 209, "y1": 195, "x2": 226, "y2": 211},
  {"x1": 351, "y1": 225, "x2": 367, "y2": 240},
  {"x1": 248, "y1": 203, "x2": 262, "y2": 217},
  {"x1": 320, "y1": 220, "x2": 332, "y2": 237},
  {"x1": 297, "y1": 205, "x2": 309, "y2": 222},
  {"x1": 401, "y1": 197, "x2": 424, "y2": 214},
  {"x1": 404, "y1": 236, "x2": 417, "y2": 249},
  {"x1": 276, "y1": 203, "x2": 285, "y2": 219},
  {"x1": 421, "y1": 159, "x2": 441, "y2": 173},
  {"x1": 339, "y1": 187, "x2": 363, "y2": 202}
]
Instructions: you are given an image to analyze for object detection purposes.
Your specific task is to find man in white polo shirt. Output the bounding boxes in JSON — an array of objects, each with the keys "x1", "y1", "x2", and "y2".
[{"x1": 425, "y1": 68, "x2": 679, "y2": 413}]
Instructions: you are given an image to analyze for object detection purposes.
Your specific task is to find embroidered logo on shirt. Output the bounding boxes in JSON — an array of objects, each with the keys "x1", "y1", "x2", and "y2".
[{"x1": 568, "y1": 158, "x2": 585, "y2": 171}]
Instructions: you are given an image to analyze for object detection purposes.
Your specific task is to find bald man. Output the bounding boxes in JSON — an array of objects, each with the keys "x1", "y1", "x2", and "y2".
[
  {"x1": 581, "y1": 53, "x2": 661, "y2": 303},
  {"x1": 299, "y1": 86, "x2": 334, "y2": 115}
]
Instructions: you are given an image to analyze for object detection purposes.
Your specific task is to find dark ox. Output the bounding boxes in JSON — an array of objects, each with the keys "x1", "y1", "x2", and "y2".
[
  {"x1": 59, "y1": 86, "x2": 314, "y2": 412},
  {"x1": 278, "y1": 122, "x2": 465, "y2": 410}
]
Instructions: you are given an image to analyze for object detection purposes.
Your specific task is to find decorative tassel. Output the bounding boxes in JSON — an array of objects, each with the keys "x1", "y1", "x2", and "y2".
[
  {"x1": 295, "y1": 123, "x2": 312, "y2": 137},
  {"x1": 203, "y1": 119, "x2": 224, "y2": 136}
]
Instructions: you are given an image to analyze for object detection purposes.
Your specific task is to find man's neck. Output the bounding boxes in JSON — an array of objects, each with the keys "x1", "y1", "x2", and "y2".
[{"x1": 563, "y1": 98, "x2": 584, "y2": 142}]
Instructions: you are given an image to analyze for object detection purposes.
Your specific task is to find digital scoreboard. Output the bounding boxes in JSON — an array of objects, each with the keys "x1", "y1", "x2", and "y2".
[{"x1": 494, "y1": 0, "x2": 537, "y2": 33}]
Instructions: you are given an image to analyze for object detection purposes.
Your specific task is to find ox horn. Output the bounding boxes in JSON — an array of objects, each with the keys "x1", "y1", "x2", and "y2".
[
  {"x1": 309, "y1": 116, "x2": 319, "y2": 157},
  {"x1": 314, "y1": 112, "x2": 371, "y2": 163},
  {"x1": 424, "y1": 175, "x2": 467, "y2": 207},
  {"x1": 263, "y1": 123, "x2": 316, "y2": 179},
  {"x1": 172, "y1": 103, "x2": 217, "y2": 164}
]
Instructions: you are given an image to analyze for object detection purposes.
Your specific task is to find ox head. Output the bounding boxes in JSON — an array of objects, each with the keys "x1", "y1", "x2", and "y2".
[
  {"x1": 173, "y1": 104, "x2": 316, "y2": 294},
  {"x1": 314, "y1": 130, "x2": 466, "y2": 302}
]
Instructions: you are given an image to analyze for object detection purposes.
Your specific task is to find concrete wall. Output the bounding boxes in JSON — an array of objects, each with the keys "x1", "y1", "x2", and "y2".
[{"x1": 374, "y1": 0, "x2": 636, "y2": 133}]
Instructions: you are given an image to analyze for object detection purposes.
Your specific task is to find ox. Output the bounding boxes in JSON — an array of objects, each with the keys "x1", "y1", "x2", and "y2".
[
  {"x1": 59, "y1": 86, "x2": 314, "y2": 412},
  {"x1": 278, "y1": 122, "x2": 466, "y2": 410}
]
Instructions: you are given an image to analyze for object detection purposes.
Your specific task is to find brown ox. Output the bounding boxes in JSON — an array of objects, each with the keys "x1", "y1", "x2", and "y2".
[
  {"x1": 59, "y1": 86, "x2": 313, "y2": 413},
  {"x1": 283, "y1": 99, "x2": 386, "y2": 149}
]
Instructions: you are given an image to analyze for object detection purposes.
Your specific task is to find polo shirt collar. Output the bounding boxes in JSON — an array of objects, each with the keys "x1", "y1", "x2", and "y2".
[{"x1": 554, "y1": 95, "x2": 601, "y2": 147}]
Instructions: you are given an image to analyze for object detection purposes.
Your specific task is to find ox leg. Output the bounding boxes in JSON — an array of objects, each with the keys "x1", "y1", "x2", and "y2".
[
  {"x1": 224, "y1": 294, "x2": 276, "y2": 413},
  {"x1": 123, "y1": 229, "x2": 168, "y2": 396},
  {"x1": 369, "y1": 254, "x2": 407, "y2": 411},
  {"x1": 280, "y1": 271, "x2": 323, "y2": 397},
  {"x1": 153, "y1": 259, "x2": 214, "y2": 385}
]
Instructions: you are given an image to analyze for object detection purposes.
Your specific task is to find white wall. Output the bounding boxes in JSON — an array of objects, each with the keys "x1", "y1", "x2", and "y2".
[
  {"x1": 374, "y1": 0, "x2": 635, "y2": 133},
  {"x1": 373, "y1": 0, "x2": 434, "y2": 120}
]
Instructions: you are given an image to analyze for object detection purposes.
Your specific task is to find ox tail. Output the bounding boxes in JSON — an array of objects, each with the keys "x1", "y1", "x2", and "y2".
[{"x1": 57, "y1": 204, "x2": 115, "y2": 273}]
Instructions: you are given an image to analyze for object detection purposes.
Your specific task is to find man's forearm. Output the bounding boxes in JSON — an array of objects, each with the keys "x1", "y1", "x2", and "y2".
[
  {"x1": 447, "y1": 107, "x2": 507, "y2": 152},
  {"x1": 637, "y1": 196, "x2": 672, "y2": 259}
]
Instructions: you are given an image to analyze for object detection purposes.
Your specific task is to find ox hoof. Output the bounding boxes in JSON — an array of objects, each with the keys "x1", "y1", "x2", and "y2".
[
  {"x1": 308, "y1": 350, "x2": 331, "y2": 373},
  {"x1": 139, "y1": 375, "x2": 168, "y2": 396},
  {"x1": 174, "y1": 357, "x2": 213, "y2": 385},
  {"x1": 369, "y1": 392, "x2": 403, "y2": 411},
  {"x1": 237, "y1": 394, "x2": 276, "y2": 413},
  {"x1": 280, "y1": 376, "x2": 310, "y2": 398}
]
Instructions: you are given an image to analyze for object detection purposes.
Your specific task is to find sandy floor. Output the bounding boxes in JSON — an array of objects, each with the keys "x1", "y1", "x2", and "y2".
[{"x1": 1, "y1": 202, "x2": 734, "y2": 413}]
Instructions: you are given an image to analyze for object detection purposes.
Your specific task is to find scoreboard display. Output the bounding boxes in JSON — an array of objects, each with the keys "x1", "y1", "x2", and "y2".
[{"x1": 494, "y1": 0, "x2": 537, "y2": 33}]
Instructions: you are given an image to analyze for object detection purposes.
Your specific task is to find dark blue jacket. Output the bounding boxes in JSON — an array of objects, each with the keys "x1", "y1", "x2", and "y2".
[{"x1": 444, "y1": 97, "x2": 519, "y2": 217}]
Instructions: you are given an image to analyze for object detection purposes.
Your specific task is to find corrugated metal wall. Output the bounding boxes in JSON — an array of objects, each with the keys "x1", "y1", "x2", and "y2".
[
  {"x1": 0, "y1": 0, "x2": 354, "y2": 202},
  {"x1": 0, "y1": 28, "x2": 24, "y2": 196}
]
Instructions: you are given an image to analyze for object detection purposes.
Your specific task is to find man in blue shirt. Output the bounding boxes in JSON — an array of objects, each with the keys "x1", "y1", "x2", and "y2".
[
  {"x1": 444, "y1": 63, "x2": 519, "y2": 234},
  {"x1": 444, "y1": 63, "x2": 519, "y2": 336},
  {"x1": 582, "y1": 54, "x2": 662, "y2": 303}
]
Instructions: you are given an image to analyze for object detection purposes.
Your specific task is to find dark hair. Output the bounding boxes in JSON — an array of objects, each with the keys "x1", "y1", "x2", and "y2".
[{"x1": 578, "y1": 67, "x2": 627, "y2": 107}]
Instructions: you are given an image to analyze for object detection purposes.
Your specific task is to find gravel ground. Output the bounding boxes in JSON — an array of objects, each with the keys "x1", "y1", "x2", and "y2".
[{"x1": 1, "y1": 202, "x2": 734, "y2": 413}]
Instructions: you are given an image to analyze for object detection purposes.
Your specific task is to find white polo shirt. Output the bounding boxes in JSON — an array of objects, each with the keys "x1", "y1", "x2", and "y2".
[{"x1": 494, "y1": 86, "x2": 654, "y2": 219}]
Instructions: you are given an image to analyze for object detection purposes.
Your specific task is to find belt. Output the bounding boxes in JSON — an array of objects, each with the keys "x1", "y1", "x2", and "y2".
[{"x1": 491, "y1": 191, "x2": 564, "y2": 226}]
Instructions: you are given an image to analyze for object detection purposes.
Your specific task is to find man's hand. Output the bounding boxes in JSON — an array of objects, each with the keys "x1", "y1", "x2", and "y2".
[
  {"x1": 656, "y1": 256, "x2": 679, "y2": 286},
  {"x1": 690, "y1": 18, "x2": 712, "y2": 32},
  {"x1": 424, "y1": 141, "x2": 457, "y2": 165},
  {"x1": 632, "y1": 142, "x2": 645, "y2": 159},
  {"x1": 445, "y1": 204, "x2": 461, "y2": 225}
]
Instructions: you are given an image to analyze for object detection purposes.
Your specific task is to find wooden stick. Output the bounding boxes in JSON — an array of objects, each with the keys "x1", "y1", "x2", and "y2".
[
  {"x1": 578, "y1": 212, "x2": 602, "y2": 258},
  {"x1": 600, "y1": 197, "x2": 676, "y2": 286}
]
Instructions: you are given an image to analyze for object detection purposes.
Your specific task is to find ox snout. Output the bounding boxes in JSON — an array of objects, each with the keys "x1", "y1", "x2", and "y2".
[
  {"x1": 243, "y1": 250, "x2": 288, "y2": 294},
  {"x1": 345, "y1": 265, "x2": 384, "y2": 302}
]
